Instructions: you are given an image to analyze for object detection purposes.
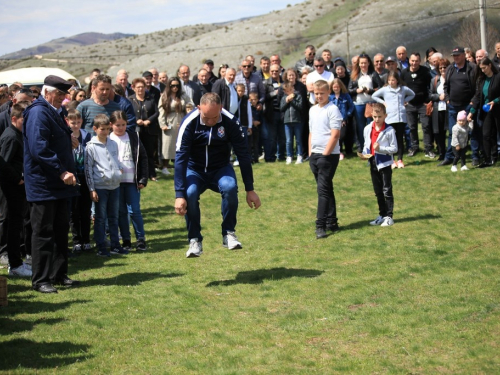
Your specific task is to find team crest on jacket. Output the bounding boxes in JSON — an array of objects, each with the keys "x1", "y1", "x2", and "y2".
[{"x1": 217, "y1": 126, "x2": 225, "y2": 138}]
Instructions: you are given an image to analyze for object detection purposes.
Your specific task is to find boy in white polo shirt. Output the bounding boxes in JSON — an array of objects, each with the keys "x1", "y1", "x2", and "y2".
[{"x1": 308, "y1": 80, "x2": 343, "y2": 239}]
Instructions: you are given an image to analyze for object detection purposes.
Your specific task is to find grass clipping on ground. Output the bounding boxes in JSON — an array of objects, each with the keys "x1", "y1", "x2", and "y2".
[{"x1": 1, "y1": 153, "x2": 499, "y2": 374}]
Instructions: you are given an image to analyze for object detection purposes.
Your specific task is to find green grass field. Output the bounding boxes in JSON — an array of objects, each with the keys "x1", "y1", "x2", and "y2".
[{"x1": 1, "y1": 151, "x2": 499, "y2": 374}]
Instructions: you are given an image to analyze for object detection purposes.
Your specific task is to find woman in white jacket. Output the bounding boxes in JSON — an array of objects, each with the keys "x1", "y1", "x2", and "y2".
[{"x1": 372, "y1": 71, "x2": 415, "y2": 168}]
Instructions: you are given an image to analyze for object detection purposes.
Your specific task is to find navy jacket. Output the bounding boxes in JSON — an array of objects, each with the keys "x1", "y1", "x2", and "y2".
[
  {"x1": 23, "y1": 98, "x2": 78, "y2": 202},
  {"x1": 174, "y1": 108, "x2": 254, "y2": 199}
]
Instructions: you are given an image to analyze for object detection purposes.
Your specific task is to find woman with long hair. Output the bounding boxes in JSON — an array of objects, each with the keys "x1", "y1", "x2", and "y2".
[
  {"x1": 329, "y1": 78, "x2": 354, "y2": 159},
  {"x1": 468, "y1": 57, "x2": 500, "y2": 167},
  {"x1": 71, "y1": 88, "x2": 87, "y2": 102},
  {"x1": 348, "y1": 53, "x2": 379, "y2": 151},
  {"x1": 158, "y1": 77, "x2": 193, "y2": 175},
  {"x1": 429, "y1": 58, "x2": 451, "y2": 161},
  {"x1": 129, "y1": 78, "x2": 160, "y2": 181}
]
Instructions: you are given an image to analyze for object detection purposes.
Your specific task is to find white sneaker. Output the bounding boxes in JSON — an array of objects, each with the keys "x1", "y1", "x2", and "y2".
[
  {"x1": 295, "y1": 155, "x2": 303, "y2": 164},
  {"x1": 380, "y1": 216, "x2": 394, "y2": 227},
  {"x1": 8, "y1": 263, "x2": 32, "y2": 277},
  {"x1": 451, "y1": 165, "x2": 458, "y2": 172},
  {"x1": 369, "y1": 216, "x2": 384, "y2": 225},
  {"x1": 161, "y1": 168, "x2": 171, "y2": 175},
  {"x1": 233, "y1": 160, "x2": 240, "y2": 166},
  {"x1": 258, "y1": 153, "x2": 265, "y2": 160},
  {"x1": 461, "y1": 165, "x2": 469, "y2": 171},
  {"x1": 186, "y1": 239, "x2": 203, "y2": 258},
  {"x1": 286, "y1": 157, "x2": 292, "y2": 165},
  {"x1": 222, "y1": 231, "x2": 242, "y2": 250}
]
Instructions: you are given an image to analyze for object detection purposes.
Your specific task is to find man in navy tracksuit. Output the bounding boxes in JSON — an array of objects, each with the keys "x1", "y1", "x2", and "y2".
[{"x1": 174, "y1": 92, "x2": 261, "y2": 258}]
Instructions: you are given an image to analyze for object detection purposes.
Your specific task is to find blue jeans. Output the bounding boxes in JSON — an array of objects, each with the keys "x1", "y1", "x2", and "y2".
[
  {"x1": 118, "y1": 183, "x2": 145, "y2": 241},
  {"x1": 354, "y1": 104, "x2": 370, "y2": 151},
  {"x1": 284, "y1": 122, "x2": 303, "y2": 157},
  {"x1": 185, "y1": 165, "x2": 238, "y2": 242},
  {"x1": 262, "y1": 116, "x2": 277, "y2": 162},
  {"x1": 94, "y1": 188, "x2": 120, "y2": 249},
  {"x1": 445, "y1": 103, "x2": 473, "y2": 161}
]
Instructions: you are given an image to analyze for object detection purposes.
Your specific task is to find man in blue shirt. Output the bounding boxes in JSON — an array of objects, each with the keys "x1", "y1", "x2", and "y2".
[{"x1": 174, "y1": 93, "x2": 261, "y2": 258}]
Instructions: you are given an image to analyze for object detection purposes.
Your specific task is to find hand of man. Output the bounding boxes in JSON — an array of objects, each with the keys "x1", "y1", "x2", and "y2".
[
  {"x1": 175, "y1": 198, "x2": 187, "y2": 215},
  {"x1": 246, "y1": 191, "x2": 261, "y2": 209},
  {"x1": 60, "y1": 171, "x2": 76, "y2": 185},
  {"x1": 91, "y1": 191, "x2": 99, "y2": 202}
]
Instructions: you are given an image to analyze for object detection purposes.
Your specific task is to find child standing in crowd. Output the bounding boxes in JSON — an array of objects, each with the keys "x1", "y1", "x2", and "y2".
[
  {"x1": 109, "y1": 111, "x2": 149, "y2": 252},
  {"x1": 280, "y1": 82, "x2": 304, "y2": 164},
  {"x1": 66, "y1": 109, "x2": 92, "y2": 253},
  {"x1": 249, "y1": 92, "x2": 262, "y2": 163},
  {"x1": 371, "y1": 71, "x2": 415, "y2": 169},
  {"x1": 0, "y1": 102, "x2": 31, "y2": 277},
  {"x1": 361, "y1": 103, "x2": 397, "y2": 227},
  {"x1": 309, "y1": 80, "x2": 343, "y2": 239},
  {"x1": 451, "y1": 110, "x2": 472, "y2": 172},
  {"x1": 329, "y1": 78, "x2": 354, "y2": 160},
  {"x1": 85, "y1": 114, "x2": 127, "y2": 257},
  {"x1": 233, "y1": 84, "x2": 252, "y2": 166}
]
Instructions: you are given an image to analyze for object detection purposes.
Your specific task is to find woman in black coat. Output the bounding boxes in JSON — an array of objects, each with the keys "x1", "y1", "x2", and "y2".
[
  {"x1": 468, "y1": 57, "x2": 500, "y2": 168},
  {"x1": 129, "y1": 78, "x2": 159, "y2": 180}
]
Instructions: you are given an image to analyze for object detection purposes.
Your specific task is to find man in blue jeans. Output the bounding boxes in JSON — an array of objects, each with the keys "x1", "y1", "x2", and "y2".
[
  {"x1": 439, "y1": 47, "x2": 479, "y2": 166},
  {"x1": 174, "y1": 93, "x2": 261, "y2": 258}
]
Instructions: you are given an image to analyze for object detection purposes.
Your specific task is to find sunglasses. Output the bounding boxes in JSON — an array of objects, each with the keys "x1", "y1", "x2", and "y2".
[
  {"x1": 270, "y1": 70, "x2": 279, "y2": 73},
  {"x1": 314, "y1": 64, "x2": 324, "y2": 68},
  {"x1": 242, "y1": 65, "x2": 251, "y2": 68},
  {"x1": 375, "y1": 60, "x2": 384, "y2": 63},
  {"x1": 439, "y1": 66, "x2": 447, "y2": 70},
  {"x1": 0, "y1": 84, "x2": 7, "y2": 88},
  {"x1": 170, "y1": 84, "x2": 180, "y2": 88},
  {"x1": 219, "y1": 64, "x2": 229, "y2": 68}
]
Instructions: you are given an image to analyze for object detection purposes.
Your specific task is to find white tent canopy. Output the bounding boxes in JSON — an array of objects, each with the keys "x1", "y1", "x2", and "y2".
[{"x1": 0, "y1": 67, "x2": 79, "y2": 87}]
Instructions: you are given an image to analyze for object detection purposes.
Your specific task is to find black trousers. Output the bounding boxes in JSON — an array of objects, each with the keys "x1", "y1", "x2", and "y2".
[
  {"x1": 452, "y1": 148, "x2": 466, "y2": 167},
  {"x1": 70, "y1": 177, "x2": 92, "y2": 245},
  {"x1": 139, "y1": 132, "x2": 157, "y2": 178},
  {"x1": 0, "y1": 183, "x2": 26, "y2": 269},
  {"x1": 31, "y1": 199, "x2": 70, "y2": 288},
  {"x1": 482, "y1": 106, "x2": 500, "y2": 162},
  {"x1": 435, "y1": 110, "x2": 448, "y2": 160},
  {"x1": 250, "y1": 126, "x2": 261, "y2": 162},
  {"x1": 391, "y1": 122, "x2": 406, "y2": 161},
  {"x1": 406, "y1": 103, "x2": 433, "y2": 152},
  {"x1": 370, "y1": 159, "x2": 394, "y2": 218},
  {"x1": 309, "y1": 153, "x2": 340, "y2": 228}
]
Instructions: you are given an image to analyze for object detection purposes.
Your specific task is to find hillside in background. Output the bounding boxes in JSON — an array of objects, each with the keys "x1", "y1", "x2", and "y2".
[
  {"x1": 1, "y1": 0, "x2": 499, "y2": 82},
  {"x1": 0, "y1": 32, "x2": 135, "y2": 60}
]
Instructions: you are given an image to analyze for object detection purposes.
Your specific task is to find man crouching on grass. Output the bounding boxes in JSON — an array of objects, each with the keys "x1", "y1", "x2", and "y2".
[
  {"x1": 174, "y1": 93, "x2": 261, "y2": 258},
  {"x1": 308, "y1": 80, "x2": 343, "y2": 239}
]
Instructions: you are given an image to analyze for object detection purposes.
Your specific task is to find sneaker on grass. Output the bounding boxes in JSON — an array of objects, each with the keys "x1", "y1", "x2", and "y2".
[
  {"x1": 110, "y1": 246, "x2": 129, "y2": 255},
  {"x1": 97, "y1": 249, "x2": 111, "y2": 257},
  {"x1": 136, "y1": 239, "x2": 147, "y2": 252},
  {"x1": 380, "y1": 216, "x2": 394, "y2": 227},
  {"x1": 186, "y1": 238, "x2": 203, "y2": 258},
  {"x1": 122, "y1": 239, "x2": 132, "y2": 252},
  {"x1": 222, "y1": 231, "x2": 242, "y2": 250},
  {"x1": 370, "y1": 216, "x2": 384, "y2": 225},
  {"x1": 8, "y1": 263, "x2": 32, "y2": 277},
  {"x1": 451, "y1": 165, "x2": 458, "y2": 172}
]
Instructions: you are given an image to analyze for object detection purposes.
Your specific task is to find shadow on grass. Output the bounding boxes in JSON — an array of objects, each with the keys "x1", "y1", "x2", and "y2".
[
  {"x1": 83, "y1": 271, "x2": 184, "y2": 287},
  {"x1": 341, "y1": 214, "x2": 442, "y2": 230},
  {"x1": 0, "y1": 338, "x2": 92, "y2": 370},
  {"x1": 0, "y1": 317, "x2": 65, "y2": 335},
  {"x1": 0, "y1": 299, "x2": 91, "y2": 316},
  {"x1": 206, "y1": 267, "x2": 324, "y2": 287}
]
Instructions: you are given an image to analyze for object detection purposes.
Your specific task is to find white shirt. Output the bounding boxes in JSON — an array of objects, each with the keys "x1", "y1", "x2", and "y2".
[
  {"x1": 109, "y1": 132, "x2": 135, "y2": 183},
  {"x1": 306, "y1": 70, "x2": 334, "y2": 104},
  {"x1": 309, "y1": 102, "x2": 343, "y2": 154}
]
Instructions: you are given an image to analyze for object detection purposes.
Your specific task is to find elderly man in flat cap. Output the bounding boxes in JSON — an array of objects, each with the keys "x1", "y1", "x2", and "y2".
[{"x1": 23, "y1": 75, "x2": 80, "y2": 293}]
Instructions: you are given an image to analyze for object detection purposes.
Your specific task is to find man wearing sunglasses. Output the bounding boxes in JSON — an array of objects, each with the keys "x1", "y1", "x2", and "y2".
[
  {"x1": 306, "y1": 57, "x2": 334, "y2": 104},
  {"x1": 23, "y1": 75, "x2": 80, "y2": 293},
  {"x1": 295, "y1": 45, "x2": 316, "y2": 75},
  {"x1": 235, "y1": 60, "x2": 265, "y2": 108}
]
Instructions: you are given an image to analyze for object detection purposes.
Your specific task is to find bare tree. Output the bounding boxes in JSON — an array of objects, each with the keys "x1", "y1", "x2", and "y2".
[{"x1": 454, "y1": 17, "x2": 500, "y2": 53}]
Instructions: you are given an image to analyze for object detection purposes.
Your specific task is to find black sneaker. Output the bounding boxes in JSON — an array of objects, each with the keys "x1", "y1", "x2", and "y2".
[
  {"x1": 326, "y1": 223, "x2": 340, "y2": 233},
  {"x1": 136, "y1": 239, "x2": 147, "y2": 252},
  {"x1": 472, "y1": 159, "x2": 480, "y2": 167},
  {"x1": 408, "y1": 148, "x2": 419, "y2": 157},
  {"x1": 110, "y1": 246, "x2": 129, "y2": 255},
  {"x1": 316, "y1": 228, "x2": 328, "y2": 239},
  {"x1": 478, "y1": 161, "x2": 494, "y2": 168},
  {"x1": 122, "y1": 239, "x2": 132, "y2": 252},
  {"x1": 438, "y1": 159, "x2": 452, "y2": 166}
]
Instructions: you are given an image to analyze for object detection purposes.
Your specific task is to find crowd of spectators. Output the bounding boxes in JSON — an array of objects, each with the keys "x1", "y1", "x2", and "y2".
[{"x1": 1, "y1": 40, "x2": 499, "y2": 289}]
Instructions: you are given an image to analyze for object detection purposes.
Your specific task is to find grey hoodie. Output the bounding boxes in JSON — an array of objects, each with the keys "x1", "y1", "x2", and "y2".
[{"x1": 84, "y1": 136, "x2": 122, "y2": 191}]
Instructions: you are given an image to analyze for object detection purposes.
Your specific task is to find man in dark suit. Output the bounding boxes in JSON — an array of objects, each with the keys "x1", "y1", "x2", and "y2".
[
  {"x1": 149, "y1": 68, "x2": 166, "y2": 95},
  {"x1": 178, "y1": 65, "x2": 202, "y2": 106},
  {"x1": 211, "y1": 68, "x2": 238, "y2": 114}
]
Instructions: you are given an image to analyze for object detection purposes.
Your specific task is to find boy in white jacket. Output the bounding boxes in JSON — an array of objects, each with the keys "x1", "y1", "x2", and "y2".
[{"x1": 361, "y1": 103, "x2": 398, "y2": 227}]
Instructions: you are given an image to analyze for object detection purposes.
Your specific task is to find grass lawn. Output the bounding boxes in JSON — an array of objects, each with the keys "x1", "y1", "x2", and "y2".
[{"x1": 1, "y1": 150, "x2": 499, "y2": 374}]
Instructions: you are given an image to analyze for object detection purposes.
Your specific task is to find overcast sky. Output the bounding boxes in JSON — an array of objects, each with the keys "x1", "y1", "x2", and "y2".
[{"x1": 0, "y1": 0, "x2": 304, "y2": 56}]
